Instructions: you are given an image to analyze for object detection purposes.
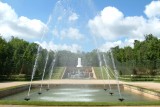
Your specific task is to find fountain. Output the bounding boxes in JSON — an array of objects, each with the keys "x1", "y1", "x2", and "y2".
[
  {"x1": 77, "y1": 58, "x2": 82, "y2": 67},
  {"x1": 110, "y1": 50, "x2": 124, "y2": 102},
  {"x1": 102, "y1": 54, "x2": 113, "y2": 95},
  {"x1": 24, "y1": 46, "x2": 41, "y2": 101},
  {"x1": 38, "y1": 51, "x2": 50, "y2": 95},
  {"x1": 62, "y1": 58, "x2": 94, "y2": 79},
  {"x1": 24, "y1": 9, "x2": 53, "y2": 101},
  {"x1": 0, "y1": 0, "x2": 159, "y2": 105},
  {"x1": 47, "y1": 51, "x2": 58, "y2": 90}
]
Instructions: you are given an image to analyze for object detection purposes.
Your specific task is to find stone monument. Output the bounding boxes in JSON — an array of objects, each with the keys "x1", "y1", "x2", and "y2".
[{"x1": 77, "y1": 58, "x2": 82, "y2": 67}]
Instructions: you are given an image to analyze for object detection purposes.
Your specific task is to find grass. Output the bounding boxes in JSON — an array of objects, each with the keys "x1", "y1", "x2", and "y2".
[
  {"x1": 105, "y1": 66, "x2": 115, "y2": 79},
  {"x1": 93, "y1": 67, "x2": 115, "y2": 80},
  {"x1": 93, "y1": 67, "x2": 106, "y2": 79},
  {"x1": 0, "y1": 100, "x2": 160, "y2": 106},
  {"x1": 51, "y1": 67, "x2": 65, "y2": 79}
]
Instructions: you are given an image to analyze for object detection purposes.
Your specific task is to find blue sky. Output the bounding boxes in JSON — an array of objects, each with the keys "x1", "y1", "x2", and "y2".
[{"x1": 0, "y1": 0, "x2": 160, "y2": 52}]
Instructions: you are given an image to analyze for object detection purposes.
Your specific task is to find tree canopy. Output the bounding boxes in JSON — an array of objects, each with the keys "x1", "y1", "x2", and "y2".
[
  {"x1": 0, "y1": 34, "x2": 160, "y2": 80},
  {"x1": 111, "y1": 34, "x2": 160, "y2": 75}
]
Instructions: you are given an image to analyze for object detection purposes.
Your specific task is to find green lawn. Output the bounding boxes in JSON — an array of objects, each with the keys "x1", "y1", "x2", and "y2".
[
  {"x1": 51, "y1": 67, "x2": 65, "y2": 79},
  {"x1": 0, "y1": 100, "x2": 160, "y2": 106},
  {"x1": 93, "y1": 67, "x2": 115, "y2": 80},
  {"x1": 104, "y1": 66, "x2": 115, "y2": 79}
]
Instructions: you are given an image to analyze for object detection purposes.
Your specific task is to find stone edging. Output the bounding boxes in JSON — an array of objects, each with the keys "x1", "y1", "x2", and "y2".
[
  {"x1": 0, "y1": 85, "x2": 28, "y2": 98},
  {"x1": 124, "y1": 84, "x2": 160, "y2": 100}
]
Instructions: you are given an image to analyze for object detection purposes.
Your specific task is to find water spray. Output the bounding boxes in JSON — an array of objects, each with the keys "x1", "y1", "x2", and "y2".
[
  {"x1": 24, "y1": 46, "x2": 41, "y2": 101},
  {"x1": 102, "y1": 54, "x2": 113, "y2": 95},
  {"x1": 91, "y1": 33, "x2": 106, "y2": 91},
  {"x1": 24, "y1": 14, "x2": 52, "y2": 101},
  {"x1": 110, "y1": 49, "x2": 124, "y2": 102},
  {"x1": 47, "y1": 51, "x2": 58, "y2": 91},
  {"x1": 38, "y1": 51, "x2": 50, "y2": 95}
]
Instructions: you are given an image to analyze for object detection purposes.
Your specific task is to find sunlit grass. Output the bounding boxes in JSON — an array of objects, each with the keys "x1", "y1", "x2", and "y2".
[
  {"x1": 0, "y1": 100, "x2": 160, "y2": 106},
  {"x1": 93, "y1": 67, "x2": 115, "y2": 80},
  {"x1": 93, "y1": 67, "x2": 107, "y2": 79},
  {"x1": 52, "y1": 67, "x2": 65, "y2": 79}
]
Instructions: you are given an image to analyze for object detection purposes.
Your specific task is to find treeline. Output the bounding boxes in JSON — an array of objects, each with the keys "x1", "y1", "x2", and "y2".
[
  {"x1": 0, "y1": 36, "x2": 55, "y2": 80},
  {"x1": 1, "y1": 34, "x2": 160, "y2": 80},
  {"x1": 0, "y1": 36, "x2": 99, "y2": 80},
  {"x1": 56, "y1": 50, "x2": 99, "y2": 67},
  {"x1": 112, "y1": 34, "x2": 160, "y2": 75}
]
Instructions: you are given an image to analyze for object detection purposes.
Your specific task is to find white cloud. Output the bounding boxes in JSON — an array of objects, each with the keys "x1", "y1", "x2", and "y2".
[
  {"x1": 88, "y1": 1, "x2": 160, "y2": 51},
  {"x1": 144, "y1": 1, "x2": 160, "y2": 18},
  {"x1": 0, "y1": 1, "x2": 47, "y2": 40},
  {"x1": 68, "y1": 12, "x2": 78, "y2": 21},
  {"x1": 88, "y1": 7, "x2": 148, "y2": 41},
  {"x1": 52, "y1": 27, "x2": 83, "y2": 40},
  {"x1": 99, "y1": 39, "x2": 135, "y2": 52},
  {"x1": 36, "y1": 41, "x2": 82, "y2": 53}
]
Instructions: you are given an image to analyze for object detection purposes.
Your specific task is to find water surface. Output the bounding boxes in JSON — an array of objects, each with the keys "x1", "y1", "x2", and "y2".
[{"x1": 1, "y1": 85, "x2": 156, "y2": 102}]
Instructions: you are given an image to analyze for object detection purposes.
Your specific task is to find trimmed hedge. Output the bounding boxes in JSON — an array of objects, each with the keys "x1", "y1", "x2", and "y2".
[
  {"x1": 0, "y1": 75, "x2": 41, "y2": 81},
  {"x1": 154, "y1": 76, "x2": 160, "y2": 82},
  {"x1": 119, "y1": 75, "x2": 159, "y2": 81}
]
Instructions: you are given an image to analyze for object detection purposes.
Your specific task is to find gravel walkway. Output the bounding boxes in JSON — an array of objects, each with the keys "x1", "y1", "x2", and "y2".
[{"x1": 0, "y1": 80, "x2": 160, "y2": 92}]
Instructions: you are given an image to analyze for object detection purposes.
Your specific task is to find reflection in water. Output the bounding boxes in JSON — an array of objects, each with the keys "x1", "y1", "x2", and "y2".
[
  {"x1": 1, "y1": 86, "x2": 156, "y2": 102},
  {"x1": 40, "y1": 96, "x2": 93, "y2": 102}
]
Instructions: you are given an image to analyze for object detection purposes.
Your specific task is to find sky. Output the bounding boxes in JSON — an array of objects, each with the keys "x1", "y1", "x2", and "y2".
[{"x1": 0, "y1": 0, "x2": 160, "y2": 52}]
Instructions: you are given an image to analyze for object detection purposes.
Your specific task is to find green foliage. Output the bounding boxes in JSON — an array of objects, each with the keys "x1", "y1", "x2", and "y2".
[
  {"x1": 1, "y1": 34, "x2": 160, "y2": 81},
  {"x1": 93, "y1": 67, "x2": 115, "y2": 79},
  {"x1": 0, "y1": 36, "x2": 100, "y2": 81},
  {"x1": 0, "y1": 36, "x2": 55, "y2": 81},
  {"x1": 112, "y1": 34, "x2": 160, "y2": 76},
  {"x1": 56, "y1": 50, "x2": 99, "y2": 67},
  {"x1": 119, "y1": 75, "x2": 159, "y2": 82},
  {"x1": 51, "y1": 67, "x2": 65, "y2": 79}
]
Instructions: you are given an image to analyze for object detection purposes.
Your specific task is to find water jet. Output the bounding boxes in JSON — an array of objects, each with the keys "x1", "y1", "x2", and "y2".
[
  {"x1": 119, "y1": 98, "x2": 124, "y2": 102},
  {"x1": 24, "y1": 97, "x2": 30, "y2": 101}
]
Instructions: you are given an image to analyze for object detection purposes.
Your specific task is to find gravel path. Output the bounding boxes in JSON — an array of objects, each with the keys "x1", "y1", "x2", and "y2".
[
  {"x1": 122, "y1": 81, "x2": 160, "y2": 92},
  {"x1": 0, "y1": 80, "x2": 160, "y2": 92},
  {"x1": 0, "y1": 81, "x2": 28, "y2": 89}
]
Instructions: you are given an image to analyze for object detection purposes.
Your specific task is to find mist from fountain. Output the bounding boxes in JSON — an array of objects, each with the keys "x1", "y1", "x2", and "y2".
[
  {"x1": 25, "y1": 10, "x2": 53, "y2": 101},
  {"x1": 110, "y1": 50, "x2": 124, "y2": 101},
  {"x1": 91, "y1": 31, "x2": 106, "y2": 90},
  {"x1": 47, "y1": 51, "x2": 58, "y2": 90},
  {"x1": 102, "y1": 54, "x2": 112, "y2": 94},
  {"x1": 26, "y1": 46, "x2": 41, "y2": 99},
  {"x1": 99, "y1": 55, "x2": 107, "y2": 91},
  {"x1": 24, "y1": 0, "x2": 125, "y2": 102},
  {"x1": 38, "y1": 51, "x2": 50, "y2": 94}
]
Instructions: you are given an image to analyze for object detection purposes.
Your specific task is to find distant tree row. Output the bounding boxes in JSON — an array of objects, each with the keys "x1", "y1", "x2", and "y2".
[
  {"x1": 1, "y1": 34, "x2": 159, "y2": 79},
  {"x1": 0, "y1": 36, "x2": 55, "y2": 79},
  {"x1": 111, "y1": 34, "x2": 160, "y2": 75},
  {"x1": 56, "y1": 50, "x2": 99, "y2": 67},
  {"x1": 0, "y1": 35, "x2": 99, "y2": 80}
]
